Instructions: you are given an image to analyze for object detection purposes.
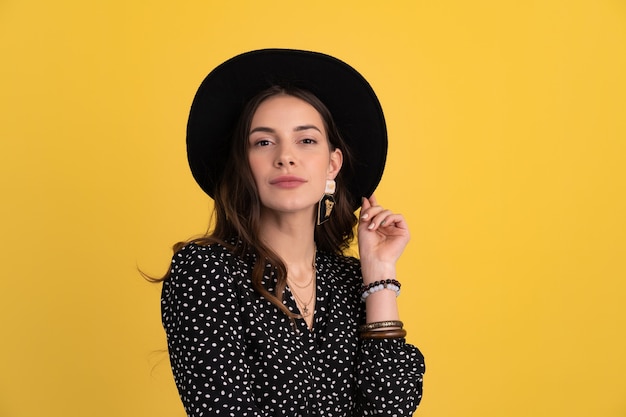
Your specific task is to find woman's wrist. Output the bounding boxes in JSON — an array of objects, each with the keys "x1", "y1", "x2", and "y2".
[
  {"x1": 360, "y1": 262, "x2": 396, "y2": 285},
  {"x1": 360, "y1": 262, "x2": 401, "y2": 322},
  {"x1": 364, "y1": 288, "x2": 400, "y2": 323}
]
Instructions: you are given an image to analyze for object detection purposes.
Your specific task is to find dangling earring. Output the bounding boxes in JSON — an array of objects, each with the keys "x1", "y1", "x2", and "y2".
[{"x1": 317, "y1": 179, "x2": 336, "y2": 225}]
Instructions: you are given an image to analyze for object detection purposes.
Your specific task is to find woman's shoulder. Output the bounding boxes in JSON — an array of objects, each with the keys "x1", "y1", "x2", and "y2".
[
  {"x1": 168, "y1": 239, "x2": 252, "y2": 283},
  {"x1": 172, "y1": 240, "x2": 234, "y2": 262},
  {"x1": 173, "y1": 237, "x2": 247, "y2": 261},
  {"x1": 161, "y1": 240, "x2": 253, "y2": 321}
]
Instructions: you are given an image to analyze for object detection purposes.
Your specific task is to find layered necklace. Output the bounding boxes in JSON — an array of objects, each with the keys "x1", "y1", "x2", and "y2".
[{"x1": 287, "y1": 255, "x2": 317, "y2": 318}]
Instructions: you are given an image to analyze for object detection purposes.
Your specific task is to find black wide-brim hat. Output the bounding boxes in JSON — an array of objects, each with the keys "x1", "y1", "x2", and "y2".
[{"x1": 187, "y1": 48, "x2": 388, "y2": 211}]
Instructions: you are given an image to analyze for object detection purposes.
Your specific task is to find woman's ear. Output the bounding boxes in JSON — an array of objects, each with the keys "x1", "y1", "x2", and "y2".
[{"x1": 328, "y1": 148, "x2": 343, "y2": 179}]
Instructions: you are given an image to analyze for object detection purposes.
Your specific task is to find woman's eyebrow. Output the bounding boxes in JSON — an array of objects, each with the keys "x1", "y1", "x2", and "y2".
[
  {"x1": 249, "y1": 126, "x2": 275, "y2": 135},
  {"x1": 249, "y1": 125, "x2": 322, "y2": 135},
  {"x1": 294, "y1": 125, "x2": 322, "y2": 133}
]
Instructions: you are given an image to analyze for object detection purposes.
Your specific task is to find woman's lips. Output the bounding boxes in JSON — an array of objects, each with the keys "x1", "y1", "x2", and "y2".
[{"x1": 269, "y1": 176, "x2": 307, "y2": 188}]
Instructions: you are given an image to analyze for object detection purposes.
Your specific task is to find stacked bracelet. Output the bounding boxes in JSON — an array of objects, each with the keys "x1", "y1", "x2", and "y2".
[
  {"x1": 360, "y1": 329, "x2": 407, "y2": 339},
  {"x1": 360, "y1": 279, "x2": 401, "y2": 301},
  {"x1": 358, "y1": 320, "x2": 407, "y2": 339},
  {"x1": 358, "y1": 320, "x2": 403, "y2": 332}
]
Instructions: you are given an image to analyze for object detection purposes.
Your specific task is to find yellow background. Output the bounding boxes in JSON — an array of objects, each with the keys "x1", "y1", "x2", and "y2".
[{"x1": 1, "y1": 1, "x2": 625, "y2": 416}]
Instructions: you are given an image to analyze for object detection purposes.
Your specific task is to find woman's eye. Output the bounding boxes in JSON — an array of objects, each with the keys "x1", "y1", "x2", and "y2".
[
  {"x1": 301, "y1": 138, "x2": 316, "y2": 144},
  {"x1": 254, "y1": 139, "x2": 271, "y2": 147}
]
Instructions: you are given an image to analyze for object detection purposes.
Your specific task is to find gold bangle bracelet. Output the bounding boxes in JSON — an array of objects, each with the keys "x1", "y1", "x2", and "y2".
[
  {"x1": 359, "y1": 329, "x2": 407, "y2": 339},
  {"x1": 358, "y1": 320, "x2": 404, "y2": 332}
]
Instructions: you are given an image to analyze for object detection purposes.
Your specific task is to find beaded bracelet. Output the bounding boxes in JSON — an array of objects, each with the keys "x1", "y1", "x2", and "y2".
[
  {"x1": 358, "y1": 320, "x2": 404, "y2": 332},
  {"x1": 360, "y1": 279, "x2": 401, "y2": 301},
  {"x1": 359, "y1": 329, "x2": 407, "y2": 339}
]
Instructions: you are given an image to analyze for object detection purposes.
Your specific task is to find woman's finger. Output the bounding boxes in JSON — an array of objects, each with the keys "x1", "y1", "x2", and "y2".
[
  {"x1": 365, "y1": 209, "x2": 395, "y2": 230},
  {"x1": 360, "y1": 205, "x2": 387, "y2": 223}
]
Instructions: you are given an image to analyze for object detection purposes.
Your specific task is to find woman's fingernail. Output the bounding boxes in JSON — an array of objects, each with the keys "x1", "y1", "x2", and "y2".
[
  {"x1": 368, "y1": 222, "x2": 376, "y2": 230},
  {"x1": 360, "y1": 213, "x2": 369, "y2": 220}
]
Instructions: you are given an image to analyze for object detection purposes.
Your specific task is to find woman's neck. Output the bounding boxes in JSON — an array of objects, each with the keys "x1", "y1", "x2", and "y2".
[{"x1": 258, "y1": 211, "x2": 317, "y2": 280}]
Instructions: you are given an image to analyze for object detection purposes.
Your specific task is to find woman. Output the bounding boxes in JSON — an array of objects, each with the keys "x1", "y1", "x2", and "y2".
[{"x1": 161, "y1": 49, "x2": 425, "y2": 417}]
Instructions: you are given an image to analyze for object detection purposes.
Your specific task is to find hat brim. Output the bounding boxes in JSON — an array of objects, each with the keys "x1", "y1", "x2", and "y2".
[{"x1": 186, "y1": 49, "x2": 387, "y2": 211}]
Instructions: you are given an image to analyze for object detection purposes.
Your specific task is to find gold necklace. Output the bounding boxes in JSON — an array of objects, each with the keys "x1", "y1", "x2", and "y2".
[
  {"x1": 287, "y1": 263, "x2": 317, "y2": 288},
  {"x1": 288, "y1": 254, "x2": 317, "y2": 316},
  {"x1": 290, "y1": 285, "x2": 316, "y2": 317}
]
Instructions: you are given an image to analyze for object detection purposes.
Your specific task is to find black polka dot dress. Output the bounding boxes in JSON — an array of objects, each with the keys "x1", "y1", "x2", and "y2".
[{"x1": 161, "y1": 242, "x2": 425, "y2": 417}]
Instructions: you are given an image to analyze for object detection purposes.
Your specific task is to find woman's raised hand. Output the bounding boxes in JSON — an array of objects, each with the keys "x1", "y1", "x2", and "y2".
[{"x1": 357, "y1": 195, "x2": 410, "y2": 283}]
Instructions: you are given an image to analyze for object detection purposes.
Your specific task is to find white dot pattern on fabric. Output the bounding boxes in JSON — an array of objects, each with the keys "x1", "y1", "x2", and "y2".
[{"x1": 161, "y1": 242, "x2": 425, "y2": 417}]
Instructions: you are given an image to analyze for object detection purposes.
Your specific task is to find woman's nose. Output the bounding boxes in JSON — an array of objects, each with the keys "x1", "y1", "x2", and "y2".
[{"x1": 275, "y1": 147, "x2": 296, "y2": 167}]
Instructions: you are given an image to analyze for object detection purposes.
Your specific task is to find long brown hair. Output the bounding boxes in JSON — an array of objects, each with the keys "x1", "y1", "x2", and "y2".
[{"x1": 158, "y1": 86, "x2": 357, "y2": 319}]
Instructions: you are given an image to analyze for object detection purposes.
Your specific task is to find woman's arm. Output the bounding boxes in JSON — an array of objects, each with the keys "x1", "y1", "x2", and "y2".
[
  {"x1": 161, "y1": 244, "x2": 269, "y2": 417},
  {"x1": 355, "y1": 195, "x2": 426, "y2": 415}
]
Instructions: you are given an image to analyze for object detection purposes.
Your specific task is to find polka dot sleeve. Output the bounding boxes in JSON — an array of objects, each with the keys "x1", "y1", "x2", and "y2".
[
  {"x1": 161, "y1": 244, "x2": 269, "y2": 417},
  {"x1": 355, "y1": 338, "x2": 425, "y2": 416}
]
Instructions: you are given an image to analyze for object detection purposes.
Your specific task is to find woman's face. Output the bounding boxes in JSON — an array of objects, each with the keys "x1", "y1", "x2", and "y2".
[{"x1": 248, "y1": 94, "x2": 343, "y2": 219}]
